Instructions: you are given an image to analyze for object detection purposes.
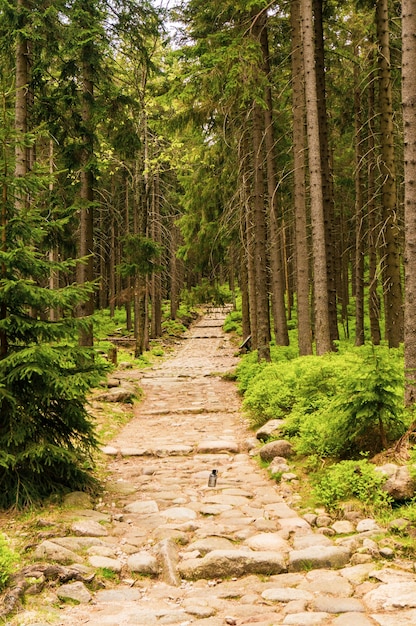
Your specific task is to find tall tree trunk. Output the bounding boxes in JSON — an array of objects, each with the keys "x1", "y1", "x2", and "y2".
[
  {"x1": 313, "y1": 0, "x2": 339, "y2": 343},
  {"x1": 76, "y1": 43, "x2": 95, "y2": 346},
  {"x1": 252, "y1": 99, "x2": 271, "y2": 362},
  {"x1": 15, "y1": 0, "x2": 29, "y2": 208},
  {"x1": 376, "y1": 0, "x2": 403, "y2": 348},
  {"x1": 354, "y1": 49, "x2": 365, "y2": 346},
  {"x1": 259, "y1": 15, "x2": 289, "y2": 347},
  {"x1": 402, "y1": 0, "x2": 416, "y2": 405},
  {"x1": 150, "y1": 172, "x2": 162, "y2": 338},
  {"x1": 367, "y1": 50, "x2": 381, "y2": 345},
  {"x1": 301, "y1": 0, "x2": 332, "y2": 355},
  {"x1": 291, "y1": 0, "x2": 312, "y2": 356}
]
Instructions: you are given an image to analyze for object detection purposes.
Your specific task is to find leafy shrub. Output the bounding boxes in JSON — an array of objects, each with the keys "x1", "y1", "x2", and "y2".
[
  {"x1": 0, "y1": 533, "x2": 17, "y2": 590},
  {"x1": 223, "y1": 310, "x2": 242, "y2": 336},
  {"x1": 294, "y1": 346, "x2": 406, "y2": 458},
  {"x1": 313, "y1": 459, "x2": 392, "y2": 513}
]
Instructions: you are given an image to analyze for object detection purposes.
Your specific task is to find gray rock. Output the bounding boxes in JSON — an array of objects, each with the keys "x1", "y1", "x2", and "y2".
[
  {"x1": 332, "y1": 614, "x2": 375, "y2": 626},
  {"x1": 178, "y1": 549, "x2": 286, "y2": 579},
  {"x1": 127, "y1": 552, "x2": 159, "y2": 575},
  {"x1": 288, "y1": 546, "x2": 351, "y2": 572},
  {"x1": 124, "y1": 500, "x2": 159, "y2": 514},
  {"x1": 34, "y1": 540, "x2": 83, "y2": 565},
  {"x1": 312, "y1": 596, "x2": 365, "y2": 613},
  {"x1": 260, "y1": 440, "x2": 294, "y2": 462},
  {"x1": 159, "y1": 507, "x2": 197, "y2": 521},
  {"x1": 245, "y1": 533, "x2": 290, "y2": 553},
  {"x1": 88, "y1": 555, "x2": 122, "y2": 573},
  {"x1": 152, "y1": 444, "x2": 193, "y2": 456},
  {"x1": 184, "y1": 537, "x2": 235, "y2": 555},
  {"x1": 375, "y1": 463, "x2": 416, "y2": 500},
  {"x1": 316, "y1": 514, "x2": 332, "y2": 528},
  {"x1": 283, "y1": 613, "x2": 330, "y2": 625},
  {"x1": 157, "y1": 538, "x2": 181, "y2": 586},
  {"x1": 262, "y1": 587, "x2": 313, "y2": 602},
  {"x1": 256, "y1": 419, "x2": 285, "y2": 441},
  {"x1": 363, "y1": 582, "x2": 416, "y2": 611},
  {"x1": 56, "y1": 581, "x2": 92, "y2": 604},
  {"x1": 269, "y1": 458, "x2": 290, "y2": 474},
  {"x1": 196, "y1": 440, "x2": 240, "y2": 453},
  {"x1": 71, "y1": 520, "x2": 109, "y2": 537},
  {"x1": 95, "y1": 385, "x2": 136, "y2": 403},
  {"x1": 63, "y1": 491, "x2": 93, "y2": 509},
  {"x1": 356, "y1": 518, "x2": 381, "y2": 533},
  {"x1": 332, "y1": 520, "x2": 356, "y2": 534}
]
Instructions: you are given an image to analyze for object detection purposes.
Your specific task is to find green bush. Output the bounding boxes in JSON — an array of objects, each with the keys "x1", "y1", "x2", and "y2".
[
  {"x1": 239, "y1": 344, "x2": 406, "y2": 459},
  {"x1": 313, "y1": 459, "x2": 392, "y2": 513},
  {"x1": 0, "y1": 533, "x2": 17, "y2": 590}
]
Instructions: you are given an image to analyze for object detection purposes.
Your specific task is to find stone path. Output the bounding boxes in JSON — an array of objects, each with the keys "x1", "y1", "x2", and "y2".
[{"x1": 8, "y1": 311, "x2": 416, "y2": 626}]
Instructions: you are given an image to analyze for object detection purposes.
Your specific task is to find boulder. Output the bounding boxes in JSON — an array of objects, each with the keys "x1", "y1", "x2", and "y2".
[
  {"x1": 375, "y1": 463, "x2": 416, "y2": 500},
  {"x1": 259, "y1": 440, "x2": 294, "y2": 462},
  {"x1": 178, "y1": 549, "x2": 286, "y2": 579},
  {"x1": 256, "y1": 419, "x2": 285, "y2": 441}
]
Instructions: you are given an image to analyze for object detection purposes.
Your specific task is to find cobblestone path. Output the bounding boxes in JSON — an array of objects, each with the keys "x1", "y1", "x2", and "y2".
[{"x1": 10, "y1": 311, "x2": 416, "y2": 626}]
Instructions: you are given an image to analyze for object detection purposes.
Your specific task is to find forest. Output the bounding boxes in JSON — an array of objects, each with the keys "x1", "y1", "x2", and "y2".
[{"x1": 1, "y1": 0, "x2": 416, "y2": 508}]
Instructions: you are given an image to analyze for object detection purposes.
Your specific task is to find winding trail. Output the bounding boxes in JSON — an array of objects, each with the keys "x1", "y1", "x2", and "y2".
[{"x1": 12, "y1": 311, "x2": 416, "y2": 626}]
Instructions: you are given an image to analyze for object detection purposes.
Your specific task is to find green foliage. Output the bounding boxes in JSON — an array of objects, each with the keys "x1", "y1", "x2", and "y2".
[
  {"x1": 313, "y1": 460, "x2": 392, "y2": 513},
  {"x1": 161, "y1": 319, "x2": 187, "y2": 337},
  {"x1": 118, "y1": 235, "x2": 162, "y2": 278},
  {"x1": 223, "y1": 310, "x2": 242, "y2": 336},
  {"x1": 0, "y1": 533, "x2": 17, "y2": 590},
  {"x1": 239, "y1": 345, "x2": 407, "y2": 459},
  {"x1": 181, "y1": 280, "x2": 233, "y2": 306}
]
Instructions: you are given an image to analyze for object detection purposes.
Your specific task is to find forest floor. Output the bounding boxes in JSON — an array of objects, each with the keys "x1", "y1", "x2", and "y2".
[{"x1": 3, "y1": 310, "x2": 416, "y2": 626}]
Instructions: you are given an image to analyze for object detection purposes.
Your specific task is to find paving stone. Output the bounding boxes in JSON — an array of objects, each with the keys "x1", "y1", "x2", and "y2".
[
  {"x1": 57, "y1": 582, "x2": 92, "y2": 604},
  {"x1": 178, "y1": 549, "x2": 286, "y2": 579},
  {"x1": 363, "y1": 582, "x2": 416, "y2": 611},
  {"x1": 312, "y1": 596, "x2": 365, "y2": 613},
  {"x1": 288, "y1": 546, "x2": 351, "y2": 572},
  {"x1": 283, "y1": 613, "x2": 331, "y2": 625}
]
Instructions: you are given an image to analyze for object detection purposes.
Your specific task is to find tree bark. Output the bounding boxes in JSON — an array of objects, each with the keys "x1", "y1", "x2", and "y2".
[
  {"x1": 259, "y1": 15, "x2": 289, "y2": 347},
  {"x1": 252, "y1": 99, "x2": 271, "y2": 362},
  {"x1": 300, "y1": 0, "x2": 332, "y2": 355},
  {"x1": 376, "y1": 0, "x2": 403, "y2": 348},
  {"x1": 291, "y1": 0, "x2": 312, "y2": 356},
  {"x1": 354, "y1": 48, "x2": 365, "y2": 346},
  {"x1": 313, "y1": 0, "x2": 339, "y2": 344},
  {"x1": 402, "y1": 0, "x2": 416, "y2": 405},
  {"x1": 367, "y1": 49, "x2": 381, "y2": 345},
  {"x1": 76, "y1": 40, "x2": 95, "y2": 346}
]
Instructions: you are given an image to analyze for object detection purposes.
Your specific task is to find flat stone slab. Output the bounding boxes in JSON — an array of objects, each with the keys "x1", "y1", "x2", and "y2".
[
  {"x1": 124, "y1": 500, "x2": 159, "y2": 514},
  {"x1": 152, "y1": 444, "x2": 193, "y2": 456},
  {"x1": 196, "y1": 440, "x2": 240, "y2": 453},
  {"x1": 56, "y1": 581, "x2": 92, "y2": 604},
  {"x1": 88, "y1": 556, "x2": 122, "y2": 573},
  {"x1": 283, "y1": 613, "x2": 330, "y2": 625},
  {"x1": 178, "y1": 549, "x2": 286, "y2": 579},
  {"x1": 245, "y1": 533, "x2": 290, "y2": 553},
  {"x1": 71, "y1": 520, "x2": 109, "y2": 537},
  {"x1": 312, "y1": 596, "x2": 365, "y2": 613},
  {"x1": 159, "y1": 507, "x2": 197, "y2": 521},
  {"x1": 364, "y1": 582, "x2": 416, "y2": 611},
  {"x1": 262, "y1": 587, "x2": 314, "y2": 602},
  {"x1": 288, "y1": 546, "x2": 351, "y2": 572}
]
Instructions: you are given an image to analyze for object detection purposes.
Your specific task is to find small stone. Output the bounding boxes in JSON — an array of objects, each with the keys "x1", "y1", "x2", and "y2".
[
  {"x1": 127, "y1": 552, "x2": 159, "y2": 576},
  {"x1": 316, "y1": 515, "x2": 333, "y2": 527},
  {"x1": 380, "y1": 547, "x2": 394, "y2": 559},
  {"x1": 57, "y1": 581, "x2": 92, "y2": 604},
  {"x1": 260, "y1": 440, "x2": 294, "y2": 462},
  {"x1": 356, "y1": 518, "x2": 380, "y2": 533},
  {"x1": 124, "y1": 500, "x2": 159, "y2": 514},
  {"x1": 332, "y1": 520, "x2": 356, "y2": 534}
]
